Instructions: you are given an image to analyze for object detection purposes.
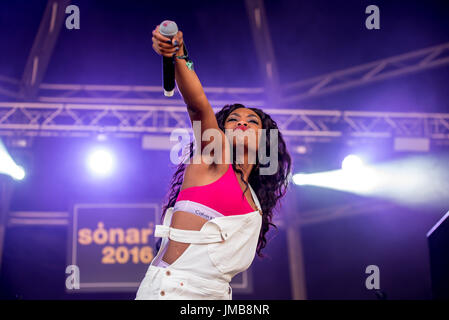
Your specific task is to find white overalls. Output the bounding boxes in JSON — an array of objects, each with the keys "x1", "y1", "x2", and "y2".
[{"x1": 135, "y1": 184, "x2": 262, "y2": 300}]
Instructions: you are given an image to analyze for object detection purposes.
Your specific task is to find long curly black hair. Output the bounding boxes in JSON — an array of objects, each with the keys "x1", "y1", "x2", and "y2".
[{"x1": 156, "y1": 103, "x2": 292, "y2": 257}]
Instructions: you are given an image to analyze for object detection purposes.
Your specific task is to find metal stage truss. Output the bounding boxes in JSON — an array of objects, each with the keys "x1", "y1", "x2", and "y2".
[
  {"x1": 0, "y1": 40, "x2": 448, "y2": 145},
  {"x1": 282, "y1": 42, "x2": 449, "y2": 104},
  {"x1": 0, "y1": 102, "x2": 448, "y2": 145},
  {"x1": 1, "y1": 42, "x2": 448, "y2": 105}
]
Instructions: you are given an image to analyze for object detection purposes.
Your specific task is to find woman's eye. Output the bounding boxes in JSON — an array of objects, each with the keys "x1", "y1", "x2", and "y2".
[{"x1": 228, "y1": 118, "x2": 258, "y2": 124}]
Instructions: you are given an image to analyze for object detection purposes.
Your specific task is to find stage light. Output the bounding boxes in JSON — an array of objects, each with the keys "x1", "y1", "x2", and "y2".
[
  {"x1": 342, "y1": 154, "x2": 364, "y2": 171},
  {"x1": 292, "y1": 173, "x2": 309, "y2": 185},
  {"x1": 10, "y1": 165, "x2": 25, "y2": 180},
  {"x1": 294, "y1": 145, "x2": 308, "y2": 154},
  {"x1": 293, "y1": 155, "x2": 449, "y2": 208},
  {"x1": 87, "y1": 148, "x2": 115, "y2": 176},
  {"x1": 96, "y1": 133, "x2": 108, "y2": 142},
  {"x1": 0, "y1": 141, "x2": 26, "y2": 181},
  {"x1": 292, "y1": 168, "x2": 377, "y2": 192}
]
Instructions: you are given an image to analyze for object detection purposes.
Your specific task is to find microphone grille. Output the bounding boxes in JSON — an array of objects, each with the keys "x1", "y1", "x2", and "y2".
[{"x1": 159, "y1": 20, "x2": 178, "y2": 38}]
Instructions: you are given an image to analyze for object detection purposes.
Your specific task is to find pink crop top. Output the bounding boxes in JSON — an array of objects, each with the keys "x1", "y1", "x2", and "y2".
[
  {"x1": 156, "y1": 164, "x2": 259, "y2": 268},
  {"x1": 175, "y1": 164, "x2": 255, "y2": 217}
]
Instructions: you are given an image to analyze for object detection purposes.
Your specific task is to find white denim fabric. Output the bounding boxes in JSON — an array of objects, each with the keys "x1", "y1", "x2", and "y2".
[{"x1": 135, "y1": 183, "x2": 262, "y2": 300}]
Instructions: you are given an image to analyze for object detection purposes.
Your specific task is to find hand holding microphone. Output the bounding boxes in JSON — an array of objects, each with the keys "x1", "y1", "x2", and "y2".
[{"x1": 151, "y1": 21, "x2": 185, "y2": 97}]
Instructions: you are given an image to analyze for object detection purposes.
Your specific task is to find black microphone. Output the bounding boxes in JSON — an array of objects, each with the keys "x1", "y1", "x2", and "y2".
[{"x1": 159, "y1": 20, "x2": 178, "y2": 97}]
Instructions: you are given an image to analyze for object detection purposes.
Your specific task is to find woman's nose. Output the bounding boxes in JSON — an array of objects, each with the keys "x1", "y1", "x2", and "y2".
[{"x1": 237, "y1": 121, "x2": 248, "y2": 127}]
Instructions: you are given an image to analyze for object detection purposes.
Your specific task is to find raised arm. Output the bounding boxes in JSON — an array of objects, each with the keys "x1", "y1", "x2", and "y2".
[{"x1": 152, "y1": 25, "x2": 226, "y2": 161}]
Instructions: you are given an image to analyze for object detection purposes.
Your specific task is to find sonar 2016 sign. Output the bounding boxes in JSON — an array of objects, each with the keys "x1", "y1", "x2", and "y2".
[
  {"x1": 67, "y1": 203, "x2": 253, "y2": 293},
  {"x1": 68, "y1": 203, "x2": 158, "y2": 292}
]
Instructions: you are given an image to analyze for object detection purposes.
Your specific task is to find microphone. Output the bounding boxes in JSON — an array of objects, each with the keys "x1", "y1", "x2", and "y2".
[{"x1": 159, "y1": 20, "x2": 178, "y2": 97}]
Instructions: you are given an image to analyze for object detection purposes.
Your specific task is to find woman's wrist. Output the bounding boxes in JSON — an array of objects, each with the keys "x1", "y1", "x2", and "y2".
[{"x1": 174, "y1": 42, "x2": 194, "y2": 70}]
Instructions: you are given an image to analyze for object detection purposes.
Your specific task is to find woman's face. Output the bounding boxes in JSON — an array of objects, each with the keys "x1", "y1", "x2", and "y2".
[{"x1": 224, "y1": 108, "x2": 263, "y2": 153}]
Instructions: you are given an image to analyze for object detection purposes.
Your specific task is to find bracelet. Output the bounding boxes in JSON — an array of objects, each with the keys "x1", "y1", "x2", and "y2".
[{"x1": 175, "y1": 42, "x2": 194, "y2": 71}]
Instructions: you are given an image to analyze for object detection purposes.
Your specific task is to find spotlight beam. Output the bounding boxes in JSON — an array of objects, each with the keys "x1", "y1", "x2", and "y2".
[
  {"x1": 293, "y1": 155, "x2": 449, "y2": 208},
  {"x1": 0, "y1": 141, "x2": 26, "y2": 180}
]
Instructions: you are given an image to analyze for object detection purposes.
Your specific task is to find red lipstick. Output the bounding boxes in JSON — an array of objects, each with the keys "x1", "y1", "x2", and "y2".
[{"x1": 234, "y1": 125, "x2": 248, "y2": 131}]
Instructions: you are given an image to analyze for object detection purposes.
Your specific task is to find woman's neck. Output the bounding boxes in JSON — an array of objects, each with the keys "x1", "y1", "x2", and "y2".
[
  {"x1": 235, "y1": 164, "x2": 253, "y2": 181},
  {"x1": 232, "y1": 148, "x2": 256, "y2": 181},
  {"x1": 234, "y1": 155, "x2": 255, "y2": 181}
]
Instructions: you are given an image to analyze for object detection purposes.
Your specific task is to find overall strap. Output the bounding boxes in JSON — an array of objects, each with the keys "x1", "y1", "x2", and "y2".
[
  {"x1": 150, "y1": 207, "x2": 226, "y2": 267},
  {"x1": 155, "y1": 207, "x2": 226, "y2": 244},
  {"x1": 154, "y1": 224, "x2": 226, "y2": 244},
  {"x1": 149, "y1": 207, "x2": 175, "y2": 267},
  {"x1": 248, "y1": 183, "x2": 262, "y2": 213}
]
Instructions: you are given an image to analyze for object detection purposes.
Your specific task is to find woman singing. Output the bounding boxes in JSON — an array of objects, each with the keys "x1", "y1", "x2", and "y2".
[{"x1": 136, "y1": 24, "x2": 292, "y2": 300}]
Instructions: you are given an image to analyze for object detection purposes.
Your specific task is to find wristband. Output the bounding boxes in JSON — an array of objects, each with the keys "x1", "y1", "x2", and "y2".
[{"x1": 175, "y1": 42, "x2": 194, "y2": 71}]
